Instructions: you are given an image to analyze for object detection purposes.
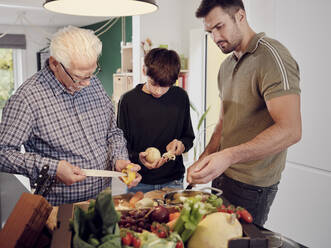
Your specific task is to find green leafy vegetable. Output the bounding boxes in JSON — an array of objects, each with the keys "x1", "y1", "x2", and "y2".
[{"x1": 71, "y1": 187, "x2": 121, "y2": 248}]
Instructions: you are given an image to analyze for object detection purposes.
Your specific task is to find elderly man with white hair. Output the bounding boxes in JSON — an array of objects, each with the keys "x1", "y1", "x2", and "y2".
[{"x1": 0, "y1": 26, "x2": 141, "y2": 206}]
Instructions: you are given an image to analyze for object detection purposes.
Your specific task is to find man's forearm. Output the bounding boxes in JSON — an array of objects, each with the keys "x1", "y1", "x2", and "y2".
[{"x1": 225, "y1": 122, "x2": 301, "y2": 165}]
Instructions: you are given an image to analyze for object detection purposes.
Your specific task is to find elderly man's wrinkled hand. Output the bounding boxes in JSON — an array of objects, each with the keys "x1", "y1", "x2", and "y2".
[
  {"x1": 56, "y1": 160, "x2": 86, "y2": 185},
  {"x1": 116, "y1": 160, "x2": 142, "y2": 187}
]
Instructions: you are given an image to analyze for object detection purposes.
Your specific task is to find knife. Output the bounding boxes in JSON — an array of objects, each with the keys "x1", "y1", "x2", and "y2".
[{"x1": 82, "y1": 169, "x2": 126, "y2": 178}]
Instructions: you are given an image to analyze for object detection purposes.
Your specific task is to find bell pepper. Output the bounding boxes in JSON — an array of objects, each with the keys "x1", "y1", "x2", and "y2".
[{"x1": 121, "y1": 164, "x2": 136, "y2": 185}]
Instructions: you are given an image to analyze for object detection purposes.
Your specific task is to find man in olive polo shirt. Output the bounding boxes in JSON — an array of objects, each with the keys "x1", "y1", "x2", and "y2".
[{"x1": 187, "y1": 0, "x2": 302, "y2": 226}]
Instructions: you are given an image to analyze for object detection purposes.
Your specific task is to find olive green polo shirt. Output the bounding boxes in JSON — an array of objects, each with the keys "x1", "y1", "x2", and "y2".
[{"x1": 218, "y1": 32, "x2": 300, "y2": 187}]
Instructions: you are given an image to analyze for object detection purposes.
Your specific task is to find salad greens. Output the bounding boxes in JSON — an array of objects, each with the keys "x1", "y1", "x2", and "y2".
[{"x1": 138, "y1": 231, "x2": 182, "y2": 248}]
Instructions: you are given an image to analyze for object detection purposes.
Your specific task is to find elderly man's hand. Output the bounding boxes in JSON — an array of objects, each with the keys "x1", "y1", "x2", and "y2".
[
  {"x1": 115, "y1": 160, "x2": 142, "y2": 188},
  {"x1": 56, "y1": 160, "x2": 86, "y2": 185}
]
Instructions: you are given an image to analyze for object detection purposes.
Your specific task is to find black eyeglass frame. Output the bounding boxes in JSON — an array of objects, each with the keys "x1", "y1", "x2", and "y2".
[{"x1": 60, "y1": 62, "x2": 101, "y2": 84}]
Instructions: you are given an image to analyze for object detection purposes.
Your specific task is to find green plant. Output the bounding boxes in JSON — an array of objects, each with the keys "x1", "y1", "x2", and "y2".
[{"x1": 190, "y1": 102, "x2": 211, "y2": 161}]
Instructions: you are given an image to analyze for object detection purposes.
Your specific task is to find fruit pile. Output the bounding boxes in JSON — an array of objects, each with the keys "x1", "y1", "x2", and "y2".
[{"x1": 118, "y1": 205, "x2": 175, "y2": 233}]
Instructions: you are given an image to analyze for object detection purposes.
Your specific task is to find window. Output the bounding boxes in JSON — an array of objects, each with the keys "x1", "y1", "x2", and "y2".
[
  {"x1": 0, "y1": 48, "x2": 14, "y2": 118},
  {"x1": 0, "y1": 48, "x2": 23, "y2": 120}
]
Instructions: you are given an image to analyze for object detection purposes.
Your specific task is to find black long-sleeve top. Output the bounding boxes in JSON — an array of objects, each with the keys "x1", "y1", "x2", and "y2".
[{"x1": 117, "y1": 84, "x2": 195, "y2": 184}]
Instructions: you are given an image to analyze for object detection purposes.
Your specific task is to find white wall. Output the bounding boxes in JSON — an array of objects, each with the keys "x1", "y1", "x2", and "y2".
[
  {"x1": 243, "y1": 1, "x2": 331, "y2": 247},
  {"x1": 140, "y1": 0, "x2": 203, "y2": 57}
]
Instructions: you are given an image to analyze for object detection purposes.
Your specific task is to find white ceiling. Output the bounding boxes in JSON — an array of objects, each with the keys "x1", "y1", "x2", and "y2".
[{"x1": 0, "y1": 0, "x2": 110, "y2": 27}]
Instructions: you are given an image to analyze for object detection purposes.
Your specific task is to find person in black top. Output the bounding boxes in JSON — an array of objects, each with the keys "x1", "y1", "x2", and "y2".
[{"x1": 117, "y1": 48, "x2": 195, "y2": 193}]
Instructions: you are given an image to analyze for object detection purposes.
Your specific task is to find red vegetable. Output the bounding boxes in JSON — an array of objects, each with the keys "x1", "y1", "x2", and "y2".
[
  {"x1": 132, "y1": 236, "x2": 141, "y2": 248},
  {"x1": 239, "y1": 208, "x2": 253, "y2": 223},
  {"x1": 176, "y1": 241, "x2": 184, "y2": 248},
  {"x1": 227, "y1": 204, "x2": 235, "y2": 214},
  {"x1": 151, "y1": 222, "x2": 170, "y2": 238},
  {"x1": 217, "y1": 204, "x2": 227, "y2": 213},
  {"x1": 121, "y1": 232, "x2": 133, "y2": 246},
  {"x1": 150, "y1": 205, "x2": 169, "y2": 223}
]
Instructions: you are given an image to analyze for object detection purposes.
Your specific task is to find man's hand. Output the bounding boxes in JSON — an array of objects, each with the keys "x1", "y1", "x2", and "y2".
[
  {"x1": 115, "y1": 160, "x2": 142, "y2": 188},
  {"x1": 166, "y1": 139, "x2": 185, "y2": 156},
  {"x1": 56, "y1": 160, "x2": 86, "y2": 185},
  {"x1": 139, "y1": 152, "x2": 168, "y2": 169},
  {"x1": 187, "y1": 150, "x2": 232, "y2": 184}
]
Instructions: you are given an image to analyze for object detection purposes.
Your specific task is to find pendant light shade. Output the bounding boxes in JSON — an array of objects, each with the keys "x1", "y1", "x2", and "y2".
[{"x1": 44, "y1": 0, "x2": 158, "y2": 17}]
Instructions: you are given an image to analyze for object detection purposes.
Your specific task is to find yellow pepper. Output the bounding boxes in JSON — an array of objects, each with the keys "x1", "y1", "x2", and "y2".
[{"x1": 121, "y1": 164, "x2": 136, "y2": 185}]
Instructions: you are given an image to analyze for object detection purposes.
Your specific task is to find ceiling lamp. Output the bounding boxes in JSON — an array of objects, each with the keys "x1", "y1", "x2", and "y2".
[{"x1": 44, "y1": 0, "x2": 158, "y2": 17}]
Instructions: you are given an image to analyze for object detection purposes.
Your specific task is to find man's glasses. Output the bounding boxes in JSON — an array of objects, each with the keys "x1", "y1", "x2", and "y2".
[{"x1": 60, "y1": 62, "x2": 101, "y2": 84}]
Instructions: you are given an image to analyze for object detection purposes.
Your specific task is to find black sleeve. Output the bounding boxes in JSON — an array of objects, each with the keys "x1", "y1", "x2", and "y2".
[
  {"x1": 180, "y1": 92, "x2": 195, "y2": 152},
  {"x1": 117, "y1": 95, "x2": 139, "y2": 163}
]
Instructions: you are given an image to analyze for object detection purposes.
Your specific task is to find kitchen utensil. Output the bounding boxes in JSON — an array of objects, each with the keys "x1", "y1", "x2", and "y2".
[
  {"x1": 33, "y1": 165, "x2": 55, "y2": 197},
  {"x1": 82, "y1": 169, "x2": 126, "y2": 178},
  {"x1": 185, "y1": 183, "x2": 195, "y2": 190}
]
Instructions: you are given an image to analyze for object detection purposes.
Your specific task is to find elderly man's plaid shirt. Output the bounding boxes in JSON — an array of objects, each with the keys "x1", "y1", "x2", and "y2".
[{"x1": 0, "y1": 63, "x2": 128, "y2": 206}]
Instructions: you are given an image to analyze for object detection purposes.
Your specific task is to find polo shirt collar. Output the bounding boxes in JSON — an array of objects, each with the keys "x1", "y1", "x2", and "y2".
[{"x1": 245, "y1": 32, "x2": 266, "y2": 54}]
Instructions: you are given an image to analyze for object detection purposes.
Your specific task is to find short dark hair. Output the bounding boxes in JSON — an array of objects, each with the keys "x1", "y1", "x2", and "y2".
[
  {"x1": 196, "y1": 0, "x2": 245, "y2": 19},
  {"x1": 144, "y1": 48, "x2": 181, "y2": 87}
]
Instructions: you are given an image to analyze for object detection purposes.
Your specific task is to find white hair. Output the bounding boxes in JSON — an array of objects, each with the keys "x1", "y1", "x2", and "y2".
[{"x1": 50, "y1": 25, "x2": 102, "y2": 68}]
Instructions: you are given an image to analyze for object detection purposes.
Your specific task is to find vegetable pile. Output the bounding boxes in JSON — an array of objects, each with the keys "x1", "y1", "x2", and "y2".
[{"x1": 69, "y1": 189, "x2": 253, "y2": 248}]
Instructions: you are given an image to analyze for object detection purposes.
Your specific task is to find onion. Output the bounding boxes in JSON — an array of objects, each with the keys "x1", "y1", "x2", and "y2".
[
  {"x1": 145, "y1": 147, "x2": 161, "y2": 163},
  {"x1": 150, "y1": 205, "x2": 169, "y2": 223}
]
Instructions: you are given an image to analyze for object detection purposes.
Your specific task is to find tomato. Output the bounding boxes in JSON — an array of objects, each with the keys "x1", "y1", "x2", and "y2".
[
  {"x1": 157, "y1": 230, "x2": 167, "y2": 238},
  {"x1": 176, "y1": 241, "x2": 184, "y2": 248},
  {"x1": 217, "y1": 204, "x2": 227, "y2": 213},
  {"x1": 227, "y1": 204, "x2": 235, "y2": 214},
  {"x1": 121, "y1": 232, "x2": 133, "y2": 246},
  {"x1": 240, "y1": 209, "x2": 253, "y2": 223},
  {"x1": 151, "y1": 222, "x2": 169, "y2": 238},
  {"x1": 132, "y1": 237, "x2": 141, "y2": 248}
]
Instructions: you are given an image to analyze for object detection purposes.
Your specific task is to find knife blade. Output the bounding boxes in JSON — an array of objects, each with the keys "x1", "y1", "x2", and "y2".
[{"x1": 82, "y1": 169, "x2": 126, "y2": 178}]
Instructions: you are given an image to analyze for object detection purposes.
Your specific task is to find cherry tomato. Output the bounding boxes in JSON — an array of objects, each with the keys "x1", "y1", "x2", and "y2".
[
  {"x1": 235, "y1": 209, "x2": 242, "y2": 219},
  {"x1": 227, "y1": 204, "x2": 235, "y2": 214},
  {"x1": 176, "y1": 241, "x2": 184, "y2": 248},
  {"x1": 157, "y1": 230, "x2": 167, "y2": 238},
  {"x1": 217, "y1": 204, "x2": 227, "y2": 213},
  {"x1": 132, "y1": 237, "x2": 141, "y2": 248},
  {"x1": 121, "y1": 232, "x2": 133, "y2": 246},
  {"x1": 240, "y1": 209, "x2": 253, "y2": 223},
  {"x1": 151, "y1": 222, "x2": 169, "y2": 238}
]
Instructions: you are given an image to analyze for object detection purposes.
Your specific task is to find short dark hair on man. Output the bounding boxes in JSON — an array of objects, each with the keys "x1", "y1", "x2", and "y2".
[
  {"x1": 196, "y1": 0, "x2": 245, "y2": 19},
  {"x1": 144, "y1": 48, "x2": 181, "y2": 87}
]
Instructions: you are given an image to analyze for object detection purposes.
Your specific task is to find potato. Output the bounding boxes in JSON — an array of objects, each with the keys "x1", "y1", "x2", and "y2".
[
  {"x1": 145, "y1": 147, "x2": 161, "y2": 163},
  {"x1": 187, "y1": 212, "x2": 243, "y2": 248}
]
